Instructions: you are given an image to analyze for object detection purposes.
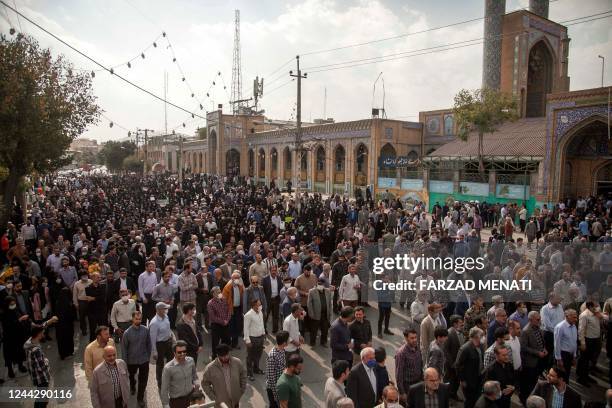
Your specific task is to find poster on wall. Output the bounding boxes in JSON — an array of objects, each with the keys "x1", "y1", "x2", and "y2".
[
  {"x1": 429, "y1": 180, "x2": 454, "y2": 194},
  {"x1": 459, "y1": 182, "x2": 489, "y2": 197},
  {"x1": 377, "y1": 177, "x2": 397, "y2": 188},
  {"x1": 400, "y1": 179, "x2": 423, "y2": 190},
  {"x1": 496, "y1": 184, "x2": 529, "y2": 199}
]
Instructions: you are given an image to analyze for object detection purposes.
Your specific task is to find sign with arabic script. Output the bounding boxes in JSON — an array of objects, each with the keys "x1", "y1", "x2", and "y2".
[{"x1": 378, "y1": 156, "x2": 421, "y2": 169}]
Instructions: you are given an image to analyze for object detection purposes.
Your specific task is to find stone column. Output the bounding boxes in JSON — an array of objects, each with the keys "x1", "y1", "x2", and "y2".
[
  {"x1": 489, "y1": 170, "x2": 497, "y2": 196},
  {"x1": 264, "y1": 147, "x2": 271, "y2": 186},
  {"x1": 453, "y1": 170, "x2": 460, "y2": 193},
  {"x1": 326, "y1": 141, "x2": 333, "y2": 195}
]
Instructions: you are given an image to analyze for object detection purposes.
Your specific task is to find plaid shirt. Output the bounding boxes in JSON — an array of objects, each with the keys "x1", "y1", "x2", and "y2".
[
  {"x1": 424, "y1": 389, "x2": 439, "y2": 408},
  {"x1": 395, "y1": 344, "x2": 423, "y2": 394},
  {"x1": 106, "y1": 362, "x2": 121, "y2": 400},
  {"x1": 265, "y1": 347, "x2": 286, "y2": 402},
  {"x1": 178, "y1": 271, "x2": 198, "y2": 303},
  {"x1": 25, "y1": 342, "x2": 50, "y2": 386},
  {"x1": 484, "y1": 343, "x2": 513, "y2": 370},
  {"x1": 207, "y1": 297, "x2": 230, "y2": 325}
]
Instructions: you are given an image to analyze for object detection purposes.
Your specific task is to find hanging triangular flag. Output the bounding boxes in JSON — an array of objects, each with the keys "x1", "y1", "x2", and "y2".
[
  {"x1": 162, "y1": 32, "x2": 166, "y2": 37},
  {"x1": 153, "y1": 42, "x2": 157, "y2": 48},
  {"x1": 110, "y1": 68, "x2": 114, "y2": 75},
  {"x1": 9, "y1": 28, "x2": 15, "y2": 35},
  {"x1": 182, "y1": 77, "x2": 185, "y2": 81},
  {"x1": 141, "y1": 53, "x2": 145, "y2": 59},
  {"x1": 91, "y1": 71, "x2": 96, "y2": 78},
  {"x1": 127, "y1": 62, "x2": 131, "y2": 68},
  {"x1": 199, "y1": 104, "x2": 203, "y2": 110},
  {"x1": 182, "y1": 123, "x2": 186, "y2": 127},
  {"x1": 173, "y1": 58, "x2": 176, "y2": 62},
  {"x1": 191, "y1": 93, "x2": 194, "y2": 97},
  {"x1": 109, "y1": 122, "x2": 114, "y2": 128}
]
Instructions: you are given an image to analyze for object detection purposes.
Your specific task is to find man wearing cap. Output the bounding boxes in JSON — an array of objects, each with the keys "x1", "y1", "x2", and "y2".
[
  {"x1": 307, "y1": 276, "x2": 333, "y2": 347},
  {"x1": 149, "y1": 301, "x2": 174, "y2": 388}
]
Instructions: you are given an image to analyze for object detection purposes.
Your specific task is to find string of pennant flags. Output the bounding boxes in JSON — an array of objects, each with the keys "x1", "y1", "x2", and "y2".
[{"x1": 1, "y1": 4, "x2": 233, "y2": 136}]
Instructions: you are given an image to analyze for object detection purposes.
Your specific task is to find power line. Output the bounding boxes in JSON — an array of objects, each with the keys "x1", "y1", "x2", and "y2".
[
  {"x1": 0, "y1": 0, "x2": 206, "y2": 119},
  {"x1": 300, "y1": 0, "x2": 562, "y2": 57},
  {"x1": 265, "y1": 78, "x2": 294, "y2": 96},
  {"x1": 306, "y1": 11, "x2": 612, "y2": 74}
]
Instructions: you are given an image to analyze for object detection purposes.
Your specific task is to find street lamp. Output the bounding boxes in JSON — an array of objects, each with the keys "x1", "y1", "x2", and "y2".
[{"x1": 598, "y1": 55, "x2": 605, "y2": 88}]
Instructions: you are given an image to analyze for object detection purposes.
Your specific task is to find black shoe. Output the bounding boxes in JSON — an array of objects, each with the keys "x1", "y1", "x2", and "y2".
[
  {"x1": 8, "y1": 367, "x2": 15, "y2": 379},
  {"x1": 18, "y1": 365, "x2": 27, "y2": 373},
  {"x1": 0, "y1": 378, "x2": 4, "y2": 385},
  {"x1": 254, "y1": 369, "x2": 264, "y2": 375},
  {"x1": 248, "y1": 375, "x2": 255, "y2": 381},
  {"x1": 384, "y1": 329, "x2": 393, "y2": 335}
]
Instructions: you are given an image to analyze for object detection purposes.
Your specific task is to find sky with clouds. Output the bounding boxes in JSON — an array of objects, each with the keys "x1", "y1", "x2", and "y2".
[{"x1": 1, "y1": 0, "x2": 610, "y2": 142}]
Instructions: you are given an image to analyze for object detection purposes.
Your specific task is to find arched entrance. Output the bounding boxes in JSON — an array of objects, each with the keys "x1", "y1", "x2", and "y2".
[
  {"x1": 526, "y1": 40, "x2": 553, "y2": 117},
  {"x1": 379, "y1": 143, "x2": 397, "y2": 178},
  {"x1": 334, "y1": 145, "x2": 346, "y2": 184},
  {"x1": 355, "y1": 144, "x2": 368, "y2": 186},
  {"x1": 596, "y1": 162, "x2": 612, "y2": 197},
  {"x1": 248, "y1": 149, "x2": 255, "y2": 177},
  {"x1": 209, "y1": 130, "x2": 217, "y2": 174},
  {"x1": 300, "y1": 152, "x2": 307, "y2": 182},
  {"x1": 315, "y1": 146, "x2": 326, "y2": 182},
  {"x1": 283, "y1": 147, "x2": 292, "y2": 181},
  {"x1": 226, "y1": 149, "x2": 240, "y2": 177},
  {"x1": 258, "y1": 148, "x2": 266, "y2": 179},
  {"x1": 560, "y1": 118, "x2": 612, "y2": 199},
  {"x1": 270, "y1": 148, "x2": 278, "y2": 180}
]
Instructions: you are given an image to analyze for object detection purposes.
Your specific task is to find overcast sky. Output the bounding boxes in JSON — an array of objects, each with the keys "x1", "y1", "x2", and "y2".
[{"x1": 1, "y1": 0, "x2": 610, "y2": 142}]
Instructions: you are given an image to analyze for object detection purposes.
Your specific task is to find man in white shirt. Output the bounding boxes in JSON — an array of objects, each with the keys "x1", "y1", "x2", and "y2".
[
  {"x1": 506, "y1": 320, "x2": 522, "y2": 372},
  {"x1": 287, "y1": 253, "x2": 302, "y2": 281},
  {"x1": 283, "y1": 303, "x2": 304, "y2": 359},
  {"x1": 243, "y1": 298, "x2": 266, "y2": 381},
  {"x1": 110, "y1": 288, "x2": 137, "y2": 339},
  {"x1": 339, "y1": 264, "x2": 361, "y2": 308}
]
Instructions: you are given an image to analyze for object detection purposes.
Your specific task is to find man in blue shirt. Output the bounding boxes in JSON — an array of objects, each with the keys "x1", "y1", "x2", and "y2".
[
  {"x1": 149, "y1": 302, "x2": 173, "y2": 388},
  {"x1": 553, "y1": 309, "x2": 578, "y2": 383}
]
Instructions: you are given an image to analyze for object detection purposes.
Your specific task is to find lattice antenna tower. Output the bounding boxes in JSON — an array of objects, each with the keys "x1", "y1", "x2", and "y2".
[{"x1": 231, "y1": 9, "x2": 243, "y2": 114}]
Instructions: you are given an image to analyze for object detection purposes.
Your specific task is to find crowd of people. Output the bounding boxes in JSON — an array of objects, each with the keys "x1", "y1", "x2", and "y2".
[{"x1": 0, "y1": 172, "x2": 611, "y2": 408}]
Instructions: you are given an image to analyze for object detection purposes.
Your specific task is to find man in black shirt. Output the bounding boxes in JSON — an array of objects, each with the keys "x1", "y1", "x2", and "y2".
[
  {"x1": 484, "y1": 345, "x2": 516, "y2": 408},
  {"x1": 349, "y1": 306, "x2": 372, "y2": 358},
  {"x1": 85, "y1": 272, "x2": 108, "y2": 342}
]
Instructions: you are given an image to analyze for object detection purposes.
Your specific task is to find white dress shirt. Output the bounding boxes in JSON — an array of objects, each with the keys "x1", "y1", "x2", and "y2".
[
  {"x1": 362, "y1": 362, "x2": 377, "y2": 395},
  {"x1": 243, "y1": 308, "x2": 265, "y2": 342},
  {"x1": 270, "y1": 277, "x2": 279, "y2": 297},
  {"x1": 507, "y1": 335, "x2": 521, "y2": 369},
  {"x1": 339, "y1": 273, "x2": 361, "y2": 301},
  {"x1": 283, "y1": 314, "x2": 301, "y2": 352}
]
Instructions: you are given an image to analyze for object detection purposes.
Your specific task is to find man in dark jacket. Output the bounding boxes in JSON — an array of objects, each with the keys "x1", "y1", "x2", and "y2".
[
  {"x1": 330, "y1": 306, "x2": 354, "y2": 366},
  {"x1": 176, "y1": 302, "x2": 204, "y2": 364},
  {"x1": 530, "y1": 366, "x2": 582, "y2": 408},
  {"x1": 443, "y1": 315, "x2": 464, "y2": 399},
  {"x1": 408, "y1": 367, "x2": 450, "y2": 408},
  {"x1": 484, "y1": 345, "x2": 516, "y2": 408},
  {"x1": 85, "y1": 272, "x2": 108, "y2": 342},
  {"x1": 519, "y1": 311, "x2": 547, "y2": 405},
  {"x1": 455, "y1": 327, "x2": 485, "y2": 408},
  {"x1": 262, "y1": 266, "x2": 283, "y2": 333},
  {"x1": 195, "y1": 269, "x2": 213, "y2": 329},
  {"x1": 111, "y1": 268, "x2": 137, "y2": 298},
  {"x1": 346, "y1": 346, "x2": 377, "y2": 408}
]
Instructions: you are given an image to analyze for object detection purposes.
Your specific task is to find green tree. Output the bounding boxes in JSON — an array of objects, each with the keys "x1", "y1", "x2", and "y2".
[
  {"x1": 98, "y1": 140, "x2": 136, "y2": 172},
  {"x1": 452, "y1": 88, "x2": 518, "y2": 180},
  {"x1": 0, "y1": 34, "x2": 100, "y2": 225},
  {"x1": 122, "y1": 154, "x2": 144, "y2": 173}
]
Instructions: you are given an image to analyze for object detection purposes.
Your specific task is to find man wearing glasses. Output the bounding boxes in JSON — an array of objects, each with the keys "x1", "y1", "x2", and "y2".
[{"x1": 160, "y1": 340, "x2": 199, "y2": 408}]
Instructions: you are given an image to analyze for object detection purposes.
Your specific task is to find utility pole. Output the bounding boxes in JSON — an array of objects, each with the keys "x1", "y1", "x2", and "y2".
[
  {"x1": 598, "y1": 55, "x2": 605, "y2": 87},
  {"x1": 290, "y1": 55, "x2": 307, "y2": 208},
  {"x1": 138, "y1": 128, "x2": 154, "y2": 174}
]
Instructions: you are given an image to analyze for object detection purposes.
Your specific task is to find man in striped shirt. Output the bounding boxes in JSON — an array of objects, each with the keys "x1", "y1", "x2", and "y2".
[
  {"x1": 266, "y1": 331, "x2": 289, "y2": 408},
  {"x1": 208, "y1": 286, "x2": 231, "y2": 359}
]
